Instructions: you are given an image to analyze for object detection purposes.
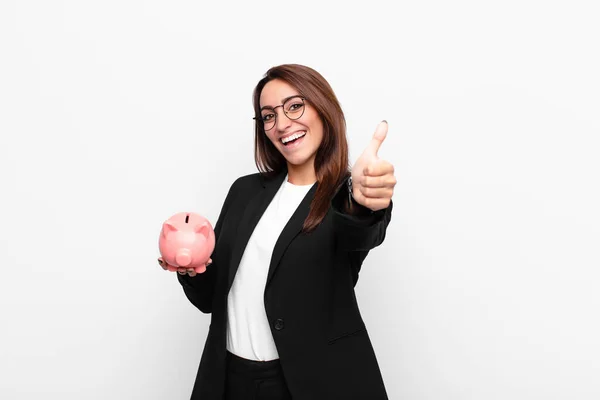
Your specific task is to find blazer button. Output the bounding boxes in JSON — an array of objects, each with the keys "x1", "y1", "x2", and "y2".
[{"x1": 274, "y1": 318, "x2": 285, "y2": 331}]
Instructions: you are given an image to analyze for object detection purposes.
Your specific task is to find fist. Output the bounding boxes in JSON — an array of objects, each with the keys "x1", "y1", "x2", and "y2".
[{"x1": 351, "y1": 121, "x2": 396, "y2": 212}]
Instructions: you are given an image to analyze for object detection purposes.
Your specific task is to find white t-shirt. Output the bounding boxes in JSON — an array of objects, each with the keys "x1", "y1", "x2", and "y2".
[{"x1": 226, "y1": 173, "x2": 314, "y2": 361}]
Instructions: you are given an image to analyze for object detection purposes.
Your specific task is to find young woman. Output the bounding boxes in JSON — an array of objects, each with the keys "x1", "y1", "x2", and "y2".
[{"x1": 159, "y1": 64, "x2": 396, "y2": 400}]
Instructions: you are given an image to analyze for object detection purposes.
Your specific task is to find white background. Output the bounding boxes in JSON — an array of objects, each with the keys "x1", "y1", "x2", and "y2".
[{"x1": 1, "y1": 1, "x2": 599, "y2": 399}]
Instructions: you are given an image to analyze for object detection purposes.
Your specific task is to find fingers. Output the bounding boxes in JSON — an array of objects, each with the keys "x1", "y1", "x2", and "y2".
[
  {"x1": 177, "y1": 267, "x2": 196, "y2": 276},
  {"x1": 358, "y1": 185, "x2": 394, "y2": 199},
  {"x1": 358, "y1": 161, "x2": 396, "y2": 196},
  {"x1": 352, "y1": 157, "x2": 396, "y2": 212},
  {"x1": 185, "y1": 268, "x2": 197, "y2": 277},
  {"x1": 363, "y1": 159, "x2": 394, "y2": 177},
  {"x1": 158, "y1": 257, "x2": 209, "y2": 276},
  {"x1": 359, "y1": 174, "x2": 397, "y2": 188},
  {"x1": 158, "y1": 257, "x2": 167, "y2": 270}
]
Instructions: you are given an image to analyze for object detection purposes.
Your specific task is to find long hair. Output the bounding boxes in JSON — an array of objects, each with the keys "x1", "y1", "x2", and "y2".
[{"x1": 252, "y1": 64, "x2": 350, "y2": 234}]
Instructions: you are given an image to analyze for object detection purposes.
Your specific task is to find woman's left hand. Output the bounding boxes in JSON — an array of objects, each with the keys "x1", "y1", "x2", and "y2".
[{"x1": 350, "y1": 121, "x2": 396, "y2": 212}]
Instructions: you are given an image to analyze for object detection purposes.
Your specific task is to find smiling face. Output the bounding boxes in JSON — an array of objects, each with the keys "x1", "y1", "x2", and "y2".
[{"x1": 259, "y1": 79, "x2": 324, "y2": 176}]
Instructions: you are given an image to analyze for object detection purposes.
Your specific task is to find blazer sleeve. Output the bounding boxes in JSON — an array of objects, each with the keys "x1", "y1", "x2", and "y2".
[
  {"x1": 330, "y1": 180, "x2": 393, "y2": 252},
  {"x1": 176, "y1": 178, "x2": 238, "y2": 313}
]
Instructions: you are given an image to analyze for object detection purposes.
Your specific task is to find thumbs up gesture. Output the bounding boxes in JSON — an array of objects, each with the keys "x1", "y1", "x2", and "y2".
[{"x1": 350, "y1": 121, "x2": 396, "y2": 212}]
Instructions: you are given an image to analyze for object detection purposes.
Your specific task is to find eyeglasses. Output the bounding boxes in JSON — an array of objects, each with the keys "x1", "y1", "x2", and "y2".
[{"x1": 253, "y1": 96, "x2": 306, "y2": 131}]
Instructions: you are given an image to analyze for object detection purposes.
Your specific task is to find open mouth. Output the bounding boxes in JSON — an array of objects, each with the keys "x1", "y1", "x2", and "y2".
[{"x1": 281, "y1": 131, "x2": 306, "y2": 146}]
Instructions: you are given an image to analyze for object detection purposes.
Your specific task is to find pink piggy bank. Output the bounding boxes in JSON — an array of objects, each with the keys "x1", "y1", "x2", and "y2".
[{"x1": 158, "y1": 212, "x2": 215, "y2": 274}]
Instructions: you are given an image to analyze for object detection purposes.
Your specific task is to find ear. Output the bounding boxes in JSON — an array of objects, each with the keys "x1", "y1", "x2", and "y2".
[
  {"x1": 194, "y1": 223, "x2": 209, "y2": 238},
  {"x1": 161, "y1": 222, "x2": 177, "y2": 238}
]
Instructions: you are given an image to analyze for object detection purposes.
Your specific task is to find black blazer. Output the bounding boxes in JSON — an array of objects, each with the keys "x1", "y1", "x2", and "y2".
[{"x1": 177, "y1": 168, "x2": 393, "y2": 400}]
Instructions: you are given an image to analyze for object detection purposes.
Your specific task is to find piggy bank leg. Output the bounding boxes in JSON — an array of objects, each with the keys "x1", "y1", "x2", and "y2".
[{"x1": 194, "y1": 265, "x2": 207, "y2": 274}]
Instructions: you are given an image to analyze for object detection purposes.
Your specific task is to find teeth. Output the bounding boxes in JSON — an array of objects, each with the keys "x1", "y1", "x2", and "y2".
[{"x1": 281, "y1": 131, "x2": 306, "y2": 144}]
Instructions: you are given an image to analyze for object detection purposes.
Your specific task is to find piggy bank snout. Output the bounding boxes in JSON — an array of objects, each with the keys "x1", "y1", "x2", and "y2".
[{"x1": 175, "y1": 249, "x2": 192, "y2": 267}]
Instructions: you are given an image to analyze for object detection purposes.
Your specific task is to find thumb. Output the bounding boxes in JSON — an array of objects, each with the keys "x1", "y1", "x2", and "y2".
[{"x1": 364, "y1": 120, "x2": 388, "y2": 158}]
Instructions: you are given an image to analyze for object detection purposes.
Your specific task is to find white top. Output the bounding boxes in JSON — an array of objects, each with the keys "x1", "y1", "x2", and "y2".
[{"x1": 226, "y1": 174, "x2": 314, "y2": 361}]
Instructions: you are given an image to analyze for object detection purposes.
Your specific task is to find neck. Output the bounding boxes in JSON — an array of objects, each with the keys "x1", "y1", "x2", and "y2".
[{"x1": 286, "y1": 161, "x2": 317, "y2": 186}]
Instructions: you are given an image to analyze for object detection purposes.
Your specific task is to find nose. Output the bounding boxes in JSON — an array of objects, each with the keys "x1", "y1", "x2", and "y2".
[{"x1": 274, "y1": 107, "x2": 291, "y2": 132}]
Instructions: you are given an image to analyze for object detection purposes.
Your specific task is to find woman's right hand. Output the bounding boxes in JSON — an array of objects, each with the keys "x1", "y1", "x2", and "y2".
[{"x1": 158, "y1": 256, "x2": 212, "y2": 277}]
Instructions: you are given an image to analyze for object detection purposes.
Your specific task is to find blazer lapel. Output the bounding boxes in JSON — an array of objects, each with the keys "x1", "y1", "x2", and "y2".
[
  {"x1": 227, "y1": 169, "x2": 285, "y2": 292},
  {"x1": 226, "y1": 169, "x2": 318, "y2": 292},
  {"x1": 265, "y1": 181, "x2": 317, "y2": 288}
]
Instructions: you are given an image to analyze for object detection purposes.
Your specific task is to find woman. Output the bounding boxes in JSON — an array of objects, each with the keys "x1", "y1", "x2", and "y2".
[{"x1": 159, "y1": 64, "x2": 396, "y2": 400}]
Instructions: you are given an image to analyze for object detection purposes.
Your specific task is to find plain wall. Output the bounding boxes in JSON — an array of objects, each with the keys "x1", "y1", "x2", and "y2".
[{"x1": 1, "y1": 0, "x2": 599, "y2": 399}]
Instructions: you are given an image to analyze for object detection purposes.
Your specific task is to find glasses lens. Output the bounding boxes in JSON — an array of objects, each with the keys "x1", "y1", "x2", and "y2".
[
  {"x1": 284, "y1": 97, "x2": 305, "y2": 120},
  {"x1": 260, "y1": 111, "x2": 276, "y2": 131}
]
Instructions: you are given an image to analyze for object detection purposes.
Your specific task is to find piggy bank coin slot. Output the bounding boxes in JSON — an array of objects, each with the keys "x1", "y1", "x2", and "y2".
[{"x1": 185, "y1": 214, "x2": 189, "y2": 223}]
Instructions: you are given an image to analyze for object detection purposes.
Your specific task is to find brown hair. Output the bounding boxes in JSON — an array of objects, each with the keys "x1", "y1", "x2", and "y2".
[{"x1": 252, "y1": 64, "x2": 350, "y2": 234}]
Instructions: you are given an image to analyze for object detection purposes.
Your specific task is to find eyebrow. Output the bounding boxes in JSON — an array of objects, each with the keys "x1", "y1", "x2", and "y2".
[{"x1": 260, "y1": 94, "x2": 302, "y2": 111}]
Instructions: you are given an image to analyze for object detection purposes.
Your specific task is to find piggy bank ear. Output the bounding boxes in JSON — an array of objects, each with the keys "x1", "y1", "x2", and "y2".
[
  {"x1": 194, "y1": 223, "x2": 209, "y2": 238},
  {"x1": 162, "y1": 222, "x2": 178, "y2": 238}
]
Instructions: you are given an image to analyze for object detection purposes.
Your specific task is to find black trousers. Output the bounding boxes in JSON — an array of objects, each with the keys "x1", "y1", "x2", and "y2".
[{"x1": 224, "y1": 350, "x2": 293, "y2": 400}]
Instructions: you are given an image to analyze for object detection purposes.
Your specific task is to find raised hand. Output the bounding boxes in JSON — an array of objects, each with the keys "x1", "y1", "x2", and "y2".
[{"x1": 350, "y1": 121, "x2": 396, "y2": 212}]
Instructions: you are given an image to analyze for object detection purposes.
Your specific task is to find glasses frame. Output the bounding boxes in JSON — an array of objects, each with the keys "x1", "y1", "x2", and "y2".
[{"x1": 253, "y1": 96, "x2": 307, "y2": 131}]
